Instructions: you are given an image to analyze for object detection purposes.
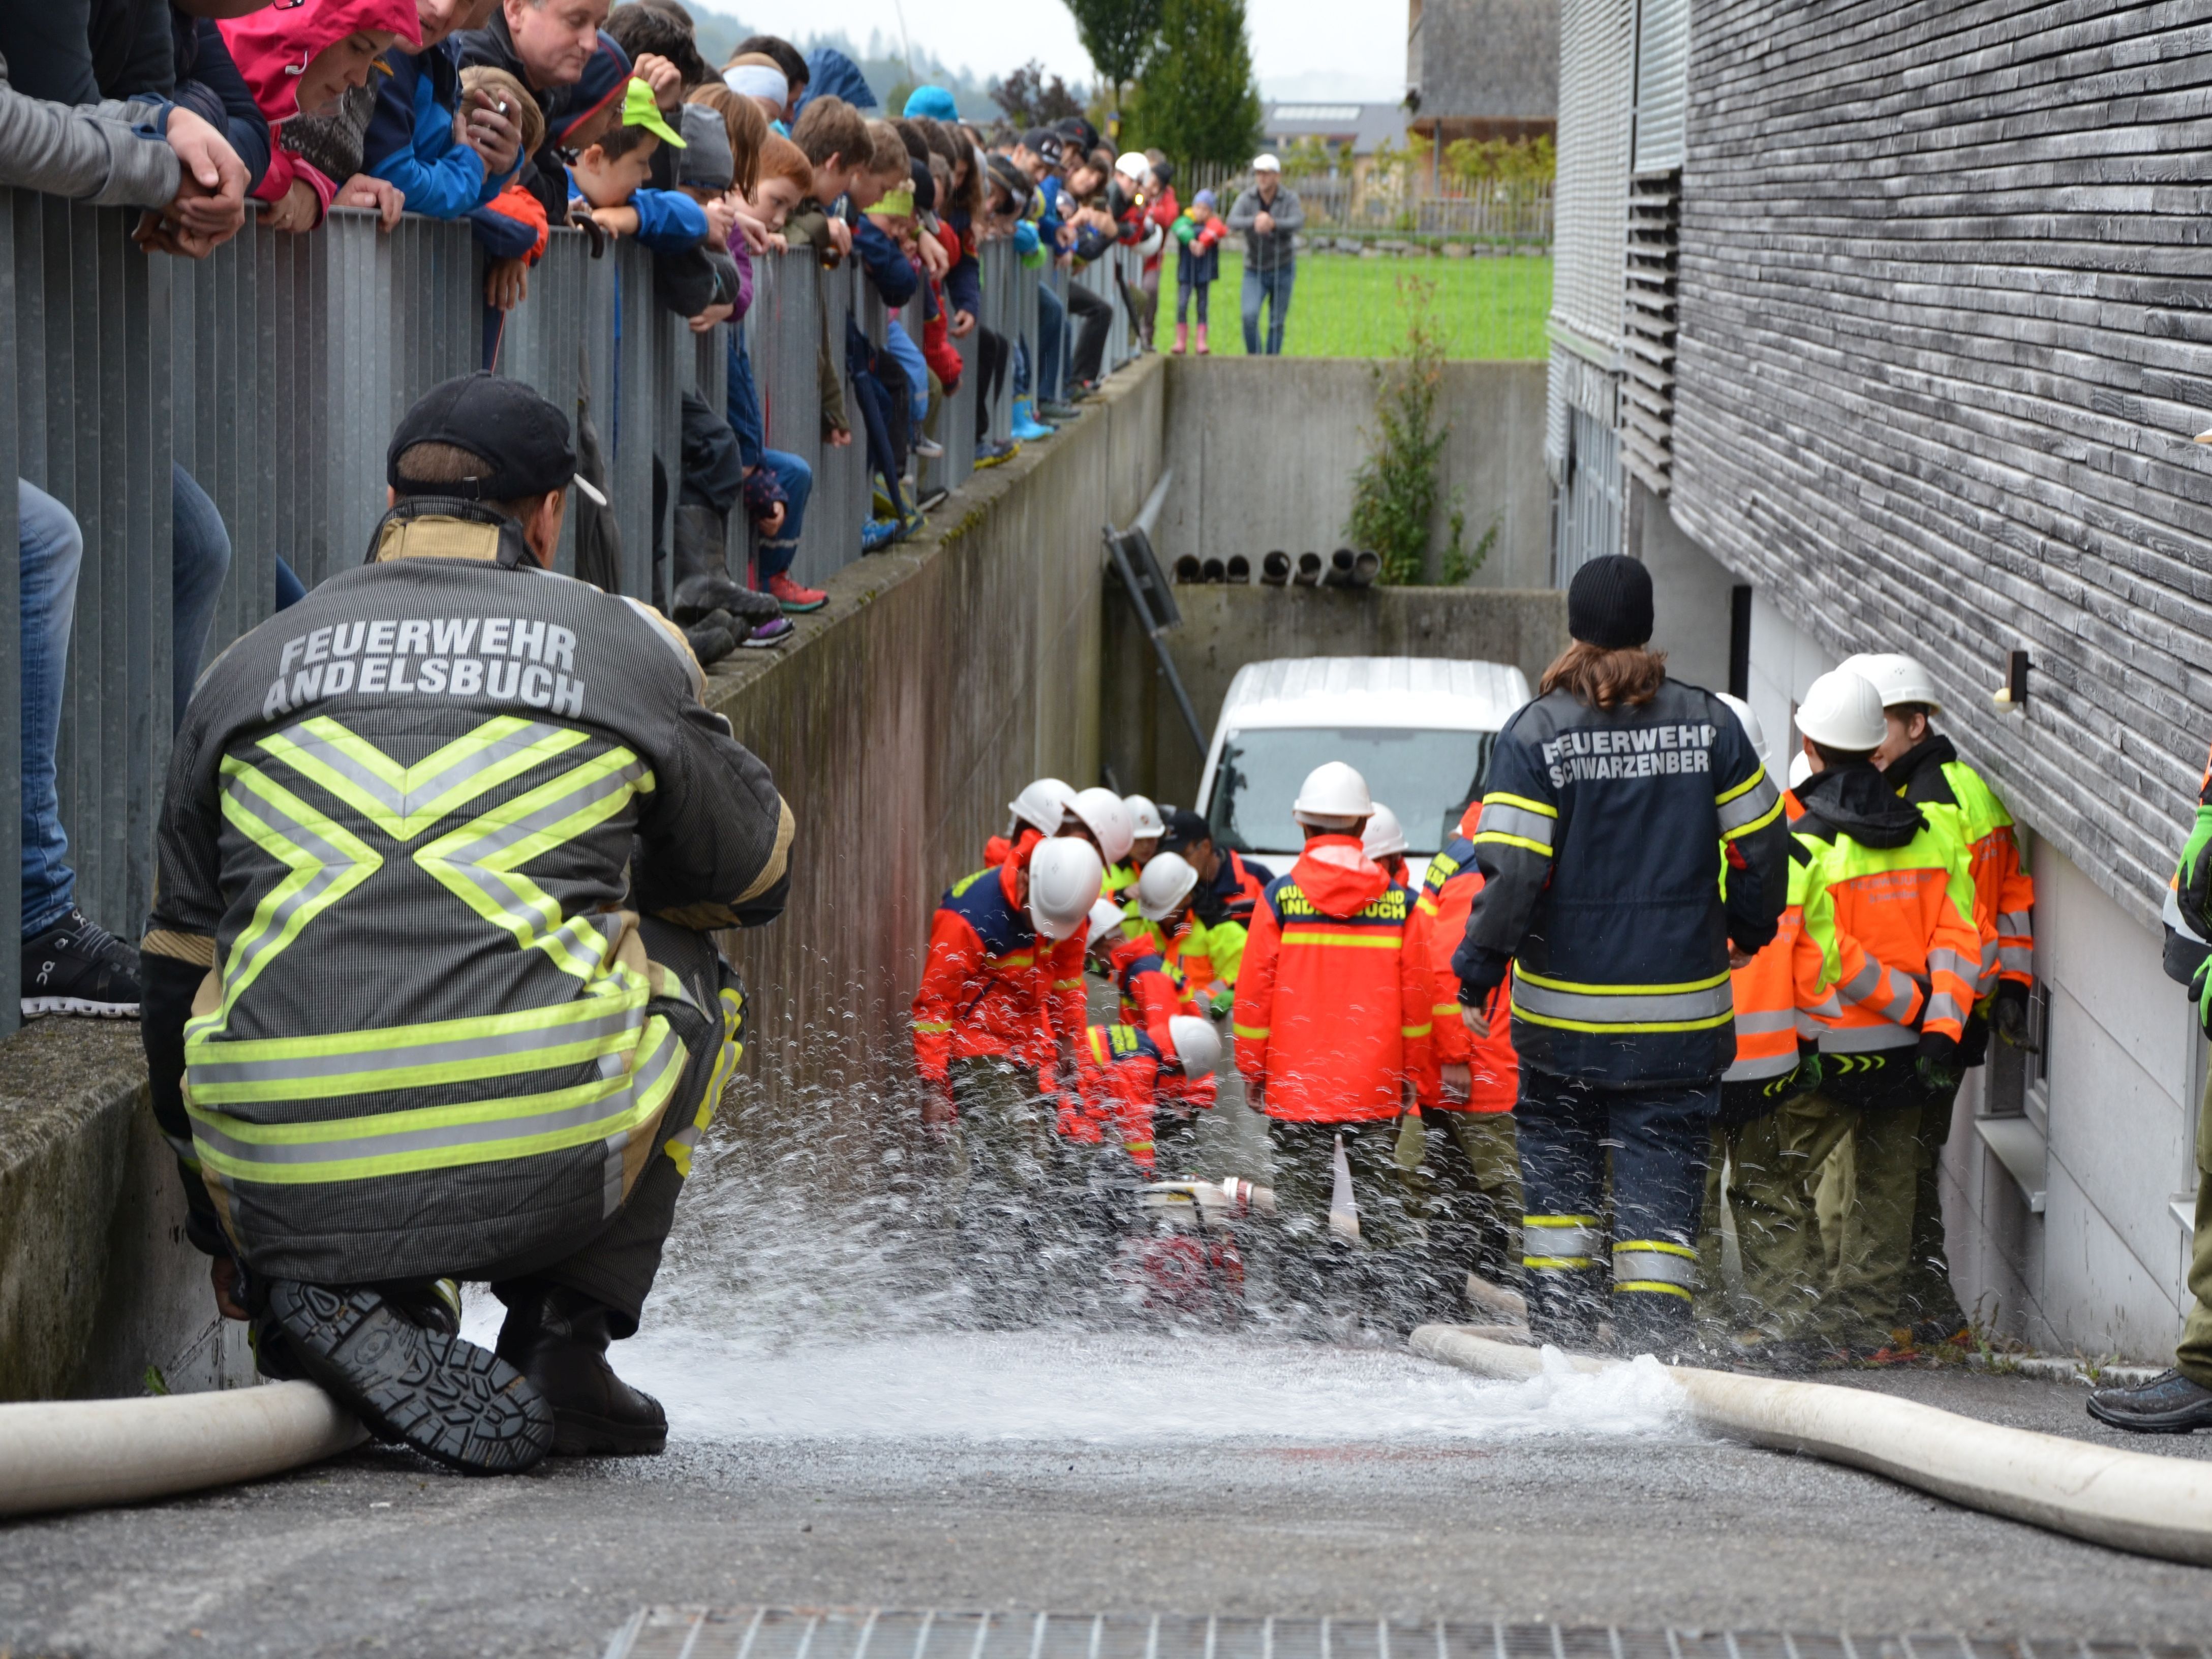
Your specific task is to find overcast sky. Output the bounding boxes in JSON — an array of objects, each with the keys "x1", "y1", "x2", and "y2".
[{"x1": 752, "y1": 0, "x2": 1408, "y2": 102}]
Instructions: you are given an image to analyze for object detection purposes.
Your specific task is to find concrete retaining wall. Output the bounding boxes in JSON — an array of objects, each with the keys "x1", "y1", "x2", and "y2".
[
  {"x1": 1101, "y1": 582, "x2": 1568, "y2": 809},
  {"x1": 0, "y1": 359, "x2": 1161, "y2": 1400},
  {"x1": 1154, "y1": 357, "x2": 1551, "y2": 591}
]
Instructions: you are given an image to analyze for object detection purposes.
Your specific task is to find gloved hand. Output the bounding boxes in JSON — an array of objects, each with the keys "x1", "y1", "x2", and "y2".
[
  {"x1": 1991, "y1": 979, "x2": 2033, "y2": 1048},
  {"x1": 1208, "y1": 985, "x2": 1236, "y2": 1019},
  {"x1": 2194, "y1": 954, "x2": 2212, "y2": 1039},
  {"x1": 1787, "y1": 1049, "x2": 1824, "y2": 1098},
  {"x1": 1917, "y1": 1030, "x2": 1962, "y2": 1095},
  {"x1": 2178, "y1": 804, "x2": 2212, "y2": 935}
]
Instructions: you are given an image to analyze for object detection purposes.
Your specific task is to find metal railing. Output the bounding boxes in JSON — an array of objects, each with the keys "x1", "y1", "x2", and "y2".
[{"x1": 0, "y1": 194, "x2": 1149, "y2": 1037}]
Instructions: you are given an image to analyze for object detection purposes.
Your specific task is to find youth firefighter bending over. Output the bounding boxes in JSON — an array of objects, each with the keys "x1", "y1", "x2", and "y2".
[
  {"x1": 1453, "y1": 556, "x2": 1790, "y2": 1354},
  {"x1": 140, "y1": 375, "x2": 793, "y2": 1474}
]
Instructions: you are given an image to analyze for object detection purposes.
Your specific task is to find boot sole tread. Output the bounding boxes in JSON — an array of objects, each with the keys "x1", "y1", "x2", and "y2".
[{"x1": 269, "y1": 1282, "x2": 554, "y2": 1474}]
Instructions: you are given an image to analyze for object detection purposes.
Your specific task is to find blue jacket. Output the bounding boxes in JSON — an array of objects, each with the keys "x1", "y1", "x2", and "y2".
[
  {"x1": 942, "y1": 208, "x2": 982, "y2": 317},
  {"x1": 364, "y1": 41, "x2": 506, "y2": 220},
  {"x1": 1453, "y1": 677, "x2": 1791, "y2": 1086},
  {"x1": 853, "y1": 218, "x2": 917, "y2": 308},
  {"x1": 567, "y1": 168, "x2": 708, "y2": 254},
  {"x1": 796, "y1": 46, "x2": 876, "y2": 115}
]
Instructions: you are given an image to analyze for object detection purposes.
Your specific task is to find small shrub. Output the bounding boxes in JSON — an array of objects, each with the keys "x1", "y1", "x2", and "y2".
[{"x1": 1345, "y1": 276, "x2": 1489, "y2": 585}]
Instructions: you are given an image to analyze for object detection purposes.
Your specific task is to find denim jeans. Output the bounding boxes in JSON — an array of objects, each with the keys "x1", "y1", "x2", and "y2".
[
  {"x1": 726, "y1": 332, "x2": 766, "y2": 471},
  {"x1": 1241, "y1": 263, "x2": 1296, "y2": 356},
  {"x1": 884, "y1": 321, "x2": 930, "y2": 427},
  {"x1": 275, "y1": 558, "x2": 305, "y2": 610},
  {"x1": 754, "y1": 449, "x2": 813, "y2": 579},
  {"x1": 17, "y1": 481, "x2": 81, "y2": 938},
  {"x1": 1036, "y1": 282, "x2": 1066, "y2": 401},
  {"x1": 172, "y1": 464, "x2": 232, "y2": 724}
]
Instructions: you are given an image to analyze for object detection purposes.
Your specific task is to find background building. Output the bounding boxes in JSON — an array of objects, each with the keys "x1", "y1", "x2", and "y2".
[
  {"x1": 1406, "y1": 0, "x2": 1561, "y2": 159},
  {"x1": 1549, "y1": 0, "x2": 2212, "y2": 1361}
]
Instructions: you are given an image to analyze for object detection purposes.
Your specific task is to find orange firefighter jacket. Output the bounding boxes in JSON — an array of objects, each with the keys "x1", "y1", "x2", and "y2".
[
  {"x1": 1722, "y1": 790, "x2": 1810, "y2": 1085},
  {"x1": 1105, "y1": 931, "x2": 1215, "y2": 1110},
  {"x1": 911, "y1": 859, "x2": 1050, "y2": 1084},
  {"x1": 1070, "y1": 1022, "x2": 1170, "y2": 1168},
  {"x1": 1232, "y1": 835, "x2": 1432, "y2": 1122},
  {"x1": 1415, "y1": 808, "x2": 1518, "y2": 1113},
  {"x1": 1884, "y1": 735, "x2": 2034, "y2": 994}
]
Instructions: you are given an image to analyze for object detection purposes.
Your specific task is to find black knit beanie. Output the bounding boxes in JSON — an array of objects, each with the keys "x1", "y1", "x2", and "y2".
[{"x1": 1566, "y1": 554, "x2": 1654, "y2": 649}]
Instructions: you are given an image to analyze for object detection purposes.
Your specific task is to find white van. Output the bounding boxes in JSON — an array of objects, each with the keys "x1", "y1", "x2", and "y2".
[{"x1": 1193, "y1": 657, "x2": 1532, "y2": 862}]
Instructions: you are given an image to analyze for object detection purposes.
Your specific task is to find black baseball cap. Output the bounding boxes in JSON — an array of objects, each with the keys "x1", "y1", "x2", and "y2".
[
  {"x1": 1158, "y1": 808, "x2": 1213, "y2": 854},
  {"x1": 1020, "y1": 127, "x2": 1064, "y2": 166},
  {"x1": 388, "y1": 373, "x2": 582, "y2": 503}
]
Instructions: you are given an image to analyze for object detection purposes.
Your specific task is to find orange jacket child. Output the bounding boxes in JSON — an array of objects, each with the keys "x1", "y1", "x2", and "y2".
[
  {"x1": 1071, "y1": 1022, "x2": 1174, "y2": 1168},
  {"x1": 911, "y1": 861, "x2": 1050, "y2": 1086},
  {"x1": 1415, "y1": 805, "x2": 1517, "y2": 1112},
  {"x1": 1106, "y1": 932, "x2": 1215, "y2": 1110},
  {"x1": 1233, "y1": 835, "x2": 1432, "y2": 1121}
]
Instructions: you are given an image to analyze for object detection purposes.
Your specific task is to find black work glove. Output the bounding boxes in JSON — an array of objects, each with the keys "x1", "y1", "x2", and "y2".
[
  {"x1": 1916, "y1": 1029, "x2": 1962, "y2": 1095},
  {"x1": 1991, "y1": 979, "x2": 2033, "y2": 1049},
  {"x1": 683, "y1": 609, "x2": 743, "y2": 667}
]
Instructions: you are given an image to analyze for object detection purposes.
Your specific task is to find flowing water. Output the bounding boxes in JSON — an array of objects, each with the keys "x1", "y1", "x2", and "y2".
[{"x1": 463, "y1": 1074, "x2": 1692, "y2": 1450}]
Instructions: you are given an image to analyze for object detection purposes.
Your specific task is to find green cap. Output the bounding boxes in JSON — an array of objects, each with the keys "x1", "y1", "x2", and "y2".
[{"x1": 621, "y1": 77, "x2": 684, "y2": 147}]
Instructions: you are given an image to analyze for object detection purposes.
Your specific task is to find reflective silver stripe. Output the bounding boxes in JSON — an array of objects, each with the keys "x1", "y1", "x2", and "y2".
[
  {"x1": 1522, "y1": 1217, "x2": 1603, "y2": 1259},
  {"x1": 1817, "y1": 1024, "x2": 1917, "y2": 1054},
  {"x1": 191, "y1": 1029, "x2": 684, "y2": 1171},
  {"x1": 1838, "y1": 960, "x2": 1884, "y2": 1005},
  {"x1": 1997, "y1": 909, "x2": 2032, "y2": 938},
  {"x1": 266, "y1": 719, "x2": 574, "y2": 821},
  {"x1": 1923, "y1": 992, "x2": 1967, "y2": 1030},
  {"x1": 1926, "y1": 948, "x2": 1976, "y2": 982},
  {"x1": 2164, "y1": 885, "x2": 2208, "y2": 946},
  {"x1": 187, "y1": 1001, "x2": 644, "y2": 1089},
  {"x1": 1723, "y1": 1048, "x2": 1800, "y2": 1083},
  {"x1": 1879, "y1": 981, "x2": 1919, "y2": 1025},
  {"x1": 1474, "y1": 803, "x2": 1555, "y2": 849},
  {"x1": 1612, "y1": 1242, "x2": 1698, "y2": 1286},
  {"x1": 1733, "y1": 1008, "x2": 1796, "y2": 1035},
  {"x1": 217, "y1": 774, "x2": 379, "y2": 994},
  {"x1": 1716, "y1": 773, "x2": 1782, "y2": 837},
  {"x1": 1997, "y1": 945, "x2": 2033, "y2": 974},
  {"x1": 1511, "y1": 978, "x2": 1733, "y2": 1026}
]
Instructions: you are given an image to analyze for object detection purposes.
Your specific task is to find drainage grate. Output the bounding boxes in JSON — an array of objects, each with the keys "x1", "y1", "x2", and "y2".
[{"x1": 600, "y1": 1611, "x2": 2212, "y2": 1659}]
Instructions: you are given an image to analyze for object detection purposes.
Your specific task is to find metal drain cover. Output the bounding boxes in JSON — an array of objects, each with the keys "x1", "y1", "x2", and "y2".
[{"x1": 601, "y1": 1610, "x2": 2212, "y2": 1659}]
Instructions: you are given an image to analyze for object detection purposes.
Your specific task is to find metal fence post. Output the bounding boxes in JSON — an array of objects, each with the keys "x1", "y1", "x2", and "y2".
[{"x1": 0, "y1": 199, "x2": 21, "y2": 1036}]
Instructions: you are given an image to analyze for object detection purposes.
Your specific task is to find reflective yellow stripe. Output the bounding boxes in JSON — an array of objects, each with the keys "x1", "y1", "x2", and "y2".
[
  {"x1": 1523, "y1": 1255, "x2": 1595, "y2": 1270},
  {"x1": 912, "y1": 1020, "x2": 953, "y2": 1033},
  {"x1": 1714, "y1": 769, "x2": 1765, "y2": 808},
  {"x1": 1614, "y1": 1281, "x2": 1695, "y2": 1300},
  {"x1": 1279, "y1": 930, "x2": 1403, "y2": 948},
  {"x1": 1233, "y1": 1023, "x2": 1269, "y2": 1039},
  {"x1": 1401, "y1": 1022, "x2": 1432, "y2": 1038},
  {"x1": 1484, "y1": 791, "x2": 1557, "y2": 819},
  {"x1": 1471, "y1": 832, "x2": 1552, "y2": 856},
  {"x1": 1432, "y1": 1001, "x2": 1463, "y2": 1017}
]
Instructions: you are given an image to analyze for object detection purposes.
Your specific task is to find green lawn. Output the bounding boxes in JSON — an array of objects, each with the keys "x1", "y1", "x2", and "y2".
[{"x1": 1170, "y1": 251, "x2": 1552, "y2": 360}]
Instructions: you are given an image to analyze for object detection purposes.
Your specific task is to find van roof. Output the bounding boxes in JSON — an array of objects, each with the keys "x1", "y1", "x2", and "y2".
[{"x1": 1216, "y1": 656, "x2": 1530, "y2": 732}]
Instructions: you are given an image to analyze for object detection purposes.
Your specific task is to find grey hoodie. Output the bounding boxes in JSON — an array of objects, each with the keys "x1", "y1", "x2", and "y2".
[
  {"x1": 0, "y1": 47, "x2": 178, "y2": 207},
  {"x1": 1225, "y1": 180, "x2": 1304, "y2": 272}
]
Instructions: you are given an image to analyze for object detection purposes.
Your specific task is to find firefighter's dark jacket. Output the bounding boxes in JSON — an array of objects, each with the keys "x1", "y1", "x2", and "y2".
[
  {"x1": 140, "y1": 500, "x2": 792, "y2": 1282},
  {"x1": 1452, "y1": 677, "x2": 1788, "y2": 1085}
]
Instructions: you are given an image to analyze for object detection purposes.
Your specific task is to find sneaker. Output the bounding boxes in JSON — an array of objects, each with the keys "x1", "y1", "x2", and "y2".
[
  {"x1": 2086, "y1": 1367, "x2": 2212, "y2": 1433},
  {"x1": 738, "y1": 615, "x2": 793, "y2": 648},
  {"x1": 23, "y1": 908, "x2": 141, "y2": 1018},
  {"x1": 766, "y1": 571, "x2": 827, "y2": 612},
  {"x1": 265, "y1": 1280, "x2": 554, "y2": 1474},
  {"x1": 899, "y1": 503, "x2": 928, "y2": 538},
  {"x1": 1038, "y1": 400, "x2": 1082, "y2": 421},
  {"x1": 861, "y1": 516, "x2": 900, "y2": 553},
  {"x1": 974, "y1": 438, "x2": 1020, "y2": 468},
  {"x1": 913, "y1": 435, "x2": 945, "y2": 459}
]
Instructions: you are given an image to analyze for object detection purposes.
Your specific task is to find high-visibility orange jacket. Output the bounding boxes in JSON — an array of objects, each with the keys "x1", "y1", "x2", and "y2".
[
  {"x1": 1072, "y1": 1022, "x2": 1166, "y2": 1168},
  {"x1": 1105, "y1": 932, "x2": 1216, "y2": 1110},
  {"x1": 911, "y1": 860, "x2": 1048, "y2": 1084},
  {"x1": 1884, "y1": 734, "x2": 2033, "y2": 994},
  {"x1": 1232, "y1": 835, "x2": 1432, "y2": 1122},
  {"x1": 1722, "y1": 790, "x2": 1811, "y2": 1085},
  {"x1": 1414, "y1": 812, "x2": 1517, "y2": 1113},
  {"x1": 982, "y1": 824, "x2": 1047, "y2": 868},
  {"x1": 1788, "y1": 763, "x2": 1984, "y2": 1054},
  {"x1": 1041, "y1": 929, "x2": 1089, "y2": 1058}
]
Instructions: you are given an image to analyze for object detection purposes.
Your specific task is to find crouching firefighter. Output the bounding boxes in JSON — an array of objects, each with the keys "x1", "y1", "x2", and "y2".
[
  {"x1": 139, "y1": 375, "x2": 794, "y2": 1475},
  {"x1": 1453, "y1": 556, "x2": 1790, "y2": 1354}
]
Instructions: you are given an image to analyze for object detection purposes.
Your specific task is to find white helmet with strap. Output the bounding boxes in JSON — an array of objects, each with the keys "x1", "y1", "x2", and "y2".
[
  {"x1": 1071, "y1": 786, "x2": 1136, "y2": 865},
  {"x1": 1362, "y1": 803, "x2": 1407, "y2": 860},
  {"x1": 1028, "y1": 837, "x2": 1104, "y2": 940},
  {"x1": 1167, "y1": 1015, "x2": 1221, "y2": 1076},
  {"x1": 1086, "y1": 897, "x2": 1127, "y2": 951},
  {"x1": 1135, "y1": 851, "x2": 1199, "y2": 921},
  {"x1": 1123, "y1": 793, "x2": 1165, "y2": 840},
  {"x1": 1008, "y1": 777, "x2": 1078, "y2": 837},
  {"x1": 1292, "y1": 761, "x2": 1372, "y2": 828}
]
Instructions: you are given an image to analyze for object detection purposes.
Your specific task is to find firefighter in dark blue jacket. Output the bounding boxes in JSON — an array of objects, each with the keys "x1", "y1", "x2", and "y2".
[{"x1": 1453, "y1": 556, "x2": 1790, "y2": 1351}]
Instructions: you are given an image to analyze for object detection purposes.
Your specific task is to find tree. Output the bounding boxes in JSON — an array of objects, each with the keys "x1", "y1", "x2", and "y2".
[
  {"x1": 1062, "y1": 0, "x2": 1162, "y2": 112},
  {"x1": 990, "y1": 59, "x2": 1087, "y2": 128},
  {"x1": 1128, "y1": 0, "x2": 1262, "y2": 170},
  {"x1": 1345, "y1": 276, "x2": 1481, "y2": 586}
]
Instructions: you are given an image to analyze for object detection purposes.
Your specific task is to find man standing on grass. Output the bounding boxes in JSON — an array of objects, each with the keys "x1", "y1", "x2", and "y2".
[{"x1": 1227, "y1": 153, "x2": 1303, "y2": 356}]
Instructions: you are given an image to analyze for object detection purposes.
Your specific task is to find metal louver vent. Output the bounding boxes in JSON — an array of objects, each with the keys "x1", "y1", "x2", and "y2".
[
  {"x1": 1621, "y1": 170, "x2": 1681, "y2": 495},
  {"x1": 1632, "y1": 0, "x2": 1691, "y2": 174}
]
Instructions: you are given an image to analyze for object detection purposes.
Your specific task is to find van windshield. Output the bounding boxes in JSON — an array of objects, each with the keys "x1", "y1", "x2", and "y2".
[{"x1": 1207, "y1": 727, "x2": 1497, "y2": 858}]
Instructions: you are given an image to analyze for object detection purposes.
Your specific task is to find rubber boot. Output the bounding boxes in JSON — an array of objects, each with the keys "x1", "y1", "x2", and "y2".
[
  {"x1": 265, "y1": 1280, "x2": 553, "y2": 1474},
  {"x1": 1173, "y1": 323, "x2": 1188, "y2": 355},
  {"x1": 1195, "y1": 323, "x2": 1210, "y2": 356},
  {"x1": 495, "y1": 1283, "x2": 668, "y2": 1456},
  {"x1": 671, "y1": 504, "x2": 781, "y2": 630},
  {"x1": 1011, "y1": 397, "x2": 1053, "y2": 442}
]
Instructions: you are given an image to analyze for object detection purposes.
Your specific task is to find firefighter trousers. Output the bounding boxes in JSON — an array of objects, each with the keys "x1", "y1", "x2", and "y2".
[
  {"x1": 2173, "y1": 1068, "x2": 2212, "y2": 1389},
  {"x1": 1696, "y1": 1109, "x2": 1821, "y2": 1339},
  {"x1": 1903, "y1": 1075, "x2": 1969, "y2": 1337},
  {"x1": 1516, "y1": 1069, "x2": 1713, "y2": 1349},
  {"x1": 1775, "y1": 1067, "x2": 1921, "y2": 1348},
  {"x1": 483, "y1": 918, "x2": 740, "y2": 1336},
  {"x1": 1411, "y1": 1106, "x2": 1521, "y2": 1314}
]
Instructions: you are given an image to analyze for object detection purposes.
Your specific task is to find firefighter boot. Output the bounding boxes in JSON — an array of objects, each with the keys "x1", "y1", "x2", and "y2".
[
  {"x1": 265, "y1": 1280, "x2": 554, "y2": 1474},
  {"x1": 496, "y1": 1283, "x2": 669, "y2": 1456},
  {"x1": 671, "y1": 504, "x2": 782, "y2": 630},
  {"x1": 2086, "y1": 1369, "x2": 2212, "y2": 1434}
]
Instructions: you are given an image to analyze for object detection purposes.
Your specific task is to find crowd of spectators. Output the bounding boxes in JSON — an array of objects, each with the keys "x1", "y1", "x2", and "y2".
[{"x1": 0, "y1": 0, "x2": 1177, "y2": 1025}]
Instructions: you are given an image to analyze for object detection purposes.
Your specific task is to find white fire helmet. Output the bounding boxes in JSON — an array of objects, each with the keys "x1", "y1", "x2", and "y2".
[
  {"x1": 1167, "y1": 1015, "x2": 1222, "y2": 1076},
  {"x1": 1844, "y1": 652, "x2": 1942, "y2": 716},
  {"x1": 1086, "y1": 897, "x2": 1128, "y2": 951},
  {"x1": 1361, "y1": 803, "x2": 1408, "y2": 861},
  {"x1": 1788, "y1": 748, "x2": 1815, "y2": 789},
  {"x1": 1794, "y1": 668, "x2": 1887, "y2": 752},
  {"x1": 1714, "y1": 692, "x2": 1767, "y2": 759},
  {"x1": 1135, "y1": 851, "x2": 1200, "y2": 921},
  {"x1": 1008, "y1": 777, "x2": 1078, "y2": 837},
  {"x1": 1124, "y1": 793, "x2": 1166, "y2": 840},
  {"x1": 1070, "y1": 786, "x2": 1136, "y2": 865},
  {"x1": 1028, "y1": 837, "x2": 1104, "y2": 941},
  {"x1": 1291, "y1": 760, "x2": 1373, "y2": 827}
]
